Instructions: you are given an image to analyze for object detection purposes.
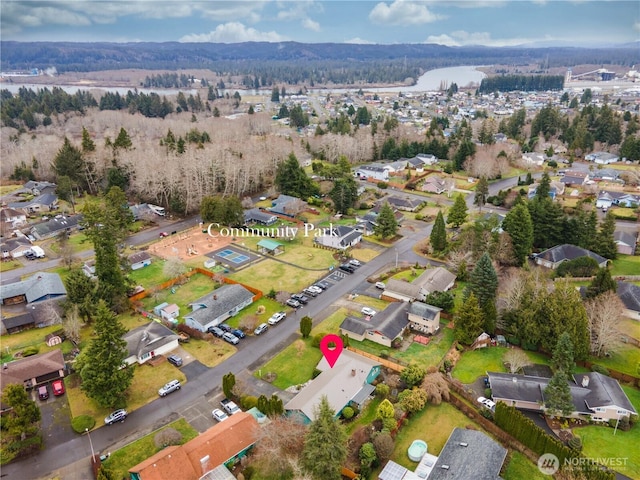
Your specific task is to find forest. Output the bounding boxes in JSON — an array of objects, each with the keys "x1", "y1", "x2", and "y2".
[{"x1": 478, "y1": 75, "x2": 565, "y2": 93}]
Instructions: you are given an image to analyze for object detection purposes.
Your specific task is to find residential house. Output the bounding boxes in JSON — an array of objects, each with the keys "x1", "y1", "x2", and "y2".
[
  {"x1": 407, "y1": 302, "x2": 442, "y2": 335},
  {"x1": 129, "y1": 251, "x2": 153, "y2": 270},
  {"x1": 314, "y1": 225, "x2": 362, "y2": 251},
  {"x1": 0, "y1": 208, "x2": 27, "y2": 229},
  {"x1": 596, "y1": 191, "x2": 640, "y2": 209},
  {"x1": 285, "y1": 350, "x2": 381, "y2": 423},
  {"x1": 355, "y1": 165, "x2": 389, "y2": 182},
  {"x1": 22, "y1": 181, "x2": 57, "y2": 196},
  {"x1": 591, "y1": 169, "x2": 623, "y2": 183},
  {"x1": 339, "y1": 302, "x2": 408, "y2": 347},
  {"x1": 412, "y1": 267, "x2": 456, "y2": 296},
  {"x1": 268, "y1": 194, "x2": 306, "y2": 217},
  {"x1": 383, "y1": 160, "x2": 409, "y2": 174},
  {"x1": 1, "y1": 236, "x2": 33, "y2": 259},
  {"x1": 421, "y1": 176, "x2": 447, "y2": 194},
  {"x1": 129, "y1": 203, "x2": 157, "y2": 221},
  {"x1": 0, "y1": 272, "x2": 66, "y2": 306},
  {"x1": 385, "y1": 196, "x2": 423, "y2": 212},
  {"x1": 1, "y1": 300, "x2": 64, "y2": 335},
  {"x1": 493, "y1": 132, "x2": 508, "y2": 143},
  {"x1": 527, "y1": 181, "x2": 565, "y2": 200},
  {"x1": 244, "y1": 208, "x2": 278, "y2": 226},
  {"x1": 153, "y1": 302, "x2": 180, "y2": 322},
  {"x1": 585, "y1": 152, "x2": 619, "y2": 164},
  {"x1": 0, "y1": 349, "x2": 65, "y2": 397},
  {"x1": 367, "y1": 203, "x2": 404, "y2": 225},
  {"x1": 560, "y1": 171, "x2": 589, "y2": 187},
  {"x1": 128, "y1": 412, "x2": 259, "y2": 480},
  {"x1": 617, "y1": 281, "x2": 640, "y2": 320},
  {"x1": 30, "y1": 214, "x2": 82, "y2": 240},
  {"x1": 534, "y1": 244, "x2": 608, "y2": 269},
  {"x1": 8, "y1": 193, "x2": 58, "y2": 214},
  {"x1": 614, "y1": 230, "x2": 637, "y2": 255},
  {"x1": 488, "y1": 371, "x2": 637, "y2": 421},
  {"x1": 521, "y1": 152, "x2": 546, "y2": 166},
  {"x1": 379, "y1": 428, "x2": 507, "y2": 480},
  {"x1": 184, "y1": 284, "x2": 254, "y2": 333},
  {"x1": 123, "y1": 321, "x2": 180, "y2": 366},
  {"x1": 382, "y1": 279, "x2": 422, "y2": 302}
]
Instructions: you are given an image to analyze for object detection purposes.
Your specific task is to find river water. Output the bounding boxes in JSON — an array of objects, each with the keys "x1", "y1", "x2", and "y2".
[{"x1": 0, "y1": 65, "x2": 487, "y2": 96}]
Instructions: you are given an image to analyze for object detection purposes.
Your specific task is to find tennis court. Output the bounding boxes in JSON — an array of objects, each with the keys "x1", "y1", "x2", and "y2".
[
  {"x1": 207, "y1": 245, "x2": 260, "y2": 270},
  {"x1": 217, "y1": 249, "x2": 250, "y2": 264}
]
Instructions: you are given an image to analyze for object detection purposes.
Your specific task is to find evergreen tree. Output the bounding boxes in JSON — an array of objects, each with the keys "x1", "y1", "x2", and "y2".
[
  {"x1": 53, "y1": 137, "x2": 86, "y2": 191},
  {"x1": 594, "y1": 211, "x2": 617, "y2": 260},
  {"x1": 447, "y1": 194, "x2": 468, "y2": 228},
  {"x1": 275, "y1": 153, "x2": 319, "y2": 199},
  {"x1": 502, "y1": 203, "x2": 534, "y2": 265},
  {"x1": 528, "y1": 196, "x2": 564, "y2": 249},
  {"x1": 0, "y1": 384, "x2": 41, "y2": 447},
  {"x1": 430, "y1": 210, "x2": 447, "y2": 252},
  {"x1": 271, "y1": 86, "x2": 280, "y2": 102},
  {"x1": 302, "y1": 396, "x2": 348, "y2": 480},
  {"x1": 81, "y1": 126, "x2": 96, "y2": 153},
  {"x1": 586, "y1": 268, "x2": 617, "y2": 299},
  {"x1": 329, "y1": 177, "x2": 358, "y2": 213},
  {"x1": 545, "y1": 370, "x2": 574, "y2": 416},
  {"x1": 467, "y1": 253, "x2": 498, "y2": 333},
  {"x1": 222, "y1": 372, "x2": 235, "y2": 399},
  {"x1": 552, "y1": 332, "x2": 575, "y2": 374},
  {"x1": 474, "y1": 177, "x2": 489, "y2": 212},
  {"x1": 77, "y1": 301, "x2": 133, "y2": 408},
  {"x1": 63, "y1": 268, "x2": 98, "y2": 321},
  {"x1": 300, "y1": 316, "x2": 312, "y2": 339},
  {"x1": 374, "y1": 202, "x2": 398, "y2": 239},
  {"x1": 455, "y1": 293, "x2": 484, "y2": 345},
  {"x1": 535, "y1": 172, "x2": 552, "y2": 200}
]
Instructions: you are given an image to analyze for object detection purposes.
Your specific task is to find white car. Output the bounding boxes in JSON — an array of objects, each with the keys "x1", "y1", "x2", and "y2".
[
  {"x1": 375, "y1": 282, "x2": 386, "y2": 290},
  {"x1": 361, "y1": 307, "x2": 376, "y2": 316},
  {"x1": 212, "y1": 408, "x2": 229, "y2": 422},
  {"x1": 349, "y1": 259, "x2": 361, "y2": 267},
  {"x1": 158, "y1": 379, "x2": 181, "y2": 397},
  {"x1": 477, "y1": 396, "x2": 495, "y2": 410},
  {"x1": 307, "y1": 285, "x2": 323, "y2": 295},
  {"x1": 268, "y1": 311, "x2": 287, "y2": 325}
]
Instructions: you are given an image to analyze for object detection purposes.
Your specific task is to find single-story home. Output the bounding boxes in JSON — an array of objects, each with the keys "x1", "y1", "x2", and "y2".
[
  {"x1": 488, "y1": 371, "x2": 637, "y2": 421},
  {"x1": 521, "y1": 152, "x2": 546, "y2": 166},
  {"x1": 385, "y1": 196, "x2": 423, "y2": 212},
  {"x1": 1, "y1": 236, "x2": 33, "y2": 259},
  {"x1": 591, "y1": 169, "x2": 623, "y2": 183},
  {"x1": 412, "y1": 267, "x2": 456, "y2": 296},
  {"x1": 382, "y1": 279, "x2": 422, "y2": 302},
  {"x1": 0, "y1": 208, "x2": 27, "y2": 229},
  {"x1": 257, "y1": 239, "x2": 284, "y2": 255},
  {"x1": 355, "y1": 165, "x2": 389, "y2": 182},
  {"x1": 421, "y1": 176, "x2": 446, "y2": 194},
  {"x1": 8, "y1": 193, "x2": 58, "y2": 214},
  {"x1": 560, "y1": 171, "x2": 589, "y2": 186},
  {"x1": 123, "y1": 321, "x2": 180, "y2": 366},
  {"x1": 1, "y1": 299, "x2": 64, "y2": 334},
  {"x1": 383, "y1": 160, "x2": 409, "y2": 173},
  {"x1": 268, "y1": 194, "x2": 306, "y2": 217},
  {"x1": 527, "y1": 181, "x2": 565, "y2": 200},
  {"x1": 22, "y1": 181, "x2": 57, "y2": 196},
  {"x1": 614, "y1": 230, "x2": 637, "y2": 255},
  {"x1": 585, "y1": 152, "x2": 619, "y2": 165},
  {"x1": 244, "y1": 208, "x2": 278, "y2": 226},
  {"x1": 340, "y1": 302, "x2": 408, "y2": 347},
  {"x1": 285, "y1": 349, "x2": 381, "y2": 423},
  {"x1": 407, "y1": 302, "x2": 442, "y2": 335},
  {"x1": 0, "y1": 349, "x2": 65, "y2": 397},
  {"x1": 184, "y1": 284, "x2": 255, "y2": 333},
  {"x1": 493, "y1": 133, "x2": 508, "y2": 143},
  {"x1": 129, "y1": 251, "x2": 153, "y2": 270},
  {"x1": 617, "y1": 281, "x2": 640, "y2": 320},
  {"x1": 314, "y1": 225, "x2": 362, "y2": 251},
  {"x1": 414, "y1": 153, "x2": 439, "y2": 166},
  {"x1": 534, "y1": 244, "x2": 608, "y2": 269},
  {"x1": 596, "y1": 191, "x2": 640, "y2": 209},
  {"x1": 30, "y1": 214, "x2": 82, "y2": 240},
  {"x1": 0, "y1": 272, "x2": 67, "y2": 306},
  {"x1": 128, "y1": 412, "x2": 259, "y2": 480}
]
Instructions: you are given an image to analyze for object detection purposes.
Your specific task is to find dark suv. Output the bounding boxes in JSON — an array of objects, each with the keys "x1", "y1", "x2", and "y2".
[{"x1": 208, "y1": 326, "x2": 225, "y2": 338}]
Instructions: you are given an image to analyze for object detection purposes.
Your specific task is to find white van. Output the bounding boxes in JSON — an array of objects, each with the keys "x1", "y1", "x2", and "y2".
[{"x1": 30, "y1": 246, "x2": 45, "y2": 258}]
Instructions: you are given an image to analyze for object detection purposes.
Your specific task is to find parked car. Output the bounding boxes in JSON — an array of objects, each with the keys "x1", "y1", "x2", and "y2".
[
  {"x1": 38, "y1": 385, "x2": 49, "y2": 401},
  {"x1": 349, "y1": 259, "x2": 361, "y2": 267},
  {"x1": 375, "y1": 282, "x2": 386, "y2": 289},
  {"x1": 339, "y1": 264, "x2": 355, "y2": 273},
  {"x1": 105, "y1": 409, "x2": 128, "y2": 425},
  {"x1": 307, "y1": 285, "x2": 323, "y2": 295},
  {"x1": 158, "y1": 379, "x2": 181, "y2": 397},
  {"x1": 51, "y1": 379, "x2": 65, "y2": 396},
  {"x1": 291, "y1": 294, "x2": 309, "y2": 304},
  {"x1": 218, "y1": 323, "x2": 233, "y2": 333},
  {"x1": 254, "y1": 323, "x2": 269, "y2": 335},
  {"x1": 222, "y1": 332, "x2": 240, "y2": 345},
  {"x1": 207, "y1": 326, "x2": 225, "y2": 338},
  {"x1": 286, "y1": 298, "x2": 302, "y2": 308},
  {"x1": 159, "y1": 231, "x2": 169, "y2": 237},
  {"x1": 268, "y1": 312, "x2": 287, "y2": 325},
  {"x1": 167, "y1": 355, "x2": 183, "y2": 367},
  {"x1": 212, "y1": 408, "x2": 229, "y2": 422},
  {"x1": 361, "y1": 307, "x2": 376, "y2": 317},
  {"x1": 232, "y1": 329, "x2": 246, "y2": 339},
  {"x1": 483, "y1": 377, "x2": 490, "y2": 388},
  {"x1": 477, "y1": 396, "x2": 495, "y2": 410},
  {"x1": 315, "y1": 281, "x2": 331, "y2": 290}
]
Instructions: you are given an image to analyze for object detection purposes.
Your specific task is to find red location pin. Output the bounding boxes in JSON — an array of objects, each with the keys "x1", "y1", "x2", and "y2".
[{"x1": 319, "y1": 334, "x2": 344, "y2": 368}]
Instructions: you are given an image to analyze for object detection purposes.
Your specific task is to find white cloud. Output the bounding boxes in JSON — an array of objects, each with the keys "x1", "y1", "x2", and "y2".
[
  {"x1": 345, "y1": 37, "x2": 375, "y2": 44},
  {"x1": 425, "y1": 0, "x2": 506, "y2": 7},
  {"x1": 302, "y1": 18, "x2": 321, "y2": 32},
  {"x1": 634, "y1": 21, "x2": 640, "y2": 32},
  {"x1": 369, "y1": 0, "x2": 444, "y2": 25},
  {"x1": 426, "y1": 30, "x2": 539, "y2": 47},
  {"x1": 179, "y1": 22, "x2": 287, "y2": 43}
]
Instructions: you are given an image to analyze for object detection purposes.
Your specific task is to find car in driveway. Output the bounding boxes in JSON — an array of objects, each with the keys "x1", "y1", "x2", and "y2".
[
  {"x1": 286, "y1": 298, "x2": 301, "y2": 308},
  {"x1": 212, "y1": 408, "x2": 229, "y2": 422},
  {"x1": 361, "y1": 307, "x2": 376, "y2": 316},
  {"x1": 167, "y1": 354, "x2": 183, "y2": 367},
  {"x1": 207, "y1": 326, "x2": 225, "y2": 338},
  {"x1": 158, "y1": 379, "x2": 181, "y2": 397},
  {"x1": 51, "y1": 379, "x2": 65, "y2": 396},
  {"x1": 222, "y1": 332, "x2": 240, "y2": 345},
  {"x1": 218, "y1": 323, "x2": 233, "y2": 333},
  {"x1": 232, "y1": 329, "x2": 246, "y2": 339},
  {"x1": 307, "y1": 285, "x2": 323, "y2": 295},
  {"x1": 105, "y1": 409, "x2": 128, "y2": 425},
  {"x1": 254, "y1": 323, "x2": 269, "y2": 335},
  {"x1": 268, "y1": 312, "x2": 287, "y2": 325},
  {"x1": 38, "y1": 385, "x2": 49, "y2": 400},
  {"x1": 477, "y1": 396, "x2": 495, "y2": 410},
  {"x1": 375, "y1": 281, "x2": 386, "y2": 289}
]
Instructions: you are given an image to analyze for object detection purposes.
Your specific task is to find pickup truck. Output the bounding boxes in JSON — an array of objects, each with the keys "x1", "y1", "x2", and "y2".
[{"x1": 220, "y1": 398, "x2": 241, "y2": 415}]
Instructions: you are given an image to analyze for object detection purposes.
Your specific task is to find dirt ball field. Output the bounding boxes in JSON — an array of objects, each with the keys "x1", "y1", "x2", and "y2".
[{"x1": 149, "y1": 226, "x2": 231, "y2": 261}]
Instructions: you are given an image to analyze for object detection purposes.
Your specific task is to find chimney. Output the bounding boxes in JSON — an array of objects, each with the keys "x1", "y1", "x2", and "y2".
[
  {"x1": 200, "y1": 455, "x2": 210, "y2": 474},
  {"x1": 582, "y1": 376, "x2": 590, "y2": 387},
  {"x1": 351, "y1": 369, "x2": 356, "y2": 376}
]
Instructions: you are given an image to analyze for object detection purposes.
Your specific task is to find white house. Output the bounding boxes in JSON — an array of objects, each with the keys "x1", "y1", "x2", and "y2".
[
  {"x1": 184, "y1": 284, "x2": 254, "y2": 333},
  {"x1": 355, "y1": 165, "x2": 389, "y2": 182},
  {"x1": 122, "y1": 321, "x2": 179, "y2": 366},
  {"x1": 314, "y1": 225, "x2": 362, "y2": 251},
  {"x1": 585, "y1": 152, "x2": 619, "y2": 165}
]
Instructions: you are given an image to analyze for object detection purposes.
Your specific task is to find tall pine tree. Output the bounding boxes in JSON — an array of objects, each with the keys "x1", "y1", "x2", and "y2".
[
  {"x1": 430, "y1": 210, "x2": 447, "y2": 252},
  {"x1": 374, "y1": 202, "x2": 398, "y2": 239},
  {"x1": 467, "y1": 252, "x2": 498, "y2": 333},
  {"x1": 447, "y1": 194, "x2": 468, "y2": 228},
  {"x1": 502, "y1": 203, "x2": 533, "y2": 265},
  {"x1": 455, "y1": 293, "x2": 484, "y2": 345},
  {"x1": 545, "y1": 370, "x2": 574, "y2": 416},
  {"x1": 594, "y1": 211, "x2": 617, "y2": 260}
]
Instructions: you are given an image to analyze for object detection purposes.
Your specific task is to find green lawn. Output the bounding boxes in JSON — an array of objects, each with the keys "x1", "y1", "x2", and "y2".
[
  {"x1": 345, "y1": 397, "x2": 382, "y2": 435},
  {"x1": 0, "y1": 260, "x2": 22, "y2": 272},
  {"x1": 102, "y1": 418, "x2": 198, "y2": 480},
  {"x1": 452, "y1": 347, "x2": 510, "y2": 383},
  {"x1": 139, "y1": 273, "x2": 220, "y2": 315},
  {"x1": 610, "y1": 254, "x2": 640, "y2": 276},
  {"x1": 129, "y1": 257, "x2": 172, "y2": 289},
  {"x1": 576, "y1": 421, "x2": 640, "y2": 478},
  {"x1": 229, "y1": 259, "x2": 332, "y2": 295},
  {"x1": 503, "y1": 451, "x2": 547, "y2": 480},
  {"x1": 619, "y1": 317, "x2": 640, "y2": 342},
  {"x1": 591, "y1": 342, "x2": 640, "y2": 377},
  {"x1": 391, "y1": 268, "x2": 426, "y2": 281}
]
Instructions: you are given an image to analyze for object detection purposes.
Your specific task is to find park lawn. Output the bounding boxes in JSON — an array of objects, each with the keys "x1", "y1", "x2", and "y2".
[
  {"x1": 591, "y1": 342, "x2": 640, "y2": 377},
  {"x1": 610, "y1": 254, "x2": 640, "y2": 276},
  {"x1": 181, "y1": 338, "x2": 236, "y2": 367},
  {"x1": 229, "y1": 259, "x2": 329, "y2": 294},
  {"x1": 129, "y1": 258, "x2": 172, "y2": 289},
  {"x1": 102, "y1": 418, "x2": 198, "y2": 480},
  {"x1": 619, "y1": 317, "x2": 640, "y2": 342},
  {"x1": 391, "y1": 401, "x2": 481, "y2": 470},
  {"x1": 351, "y1": 246, "x2": 382, "y2": 263},
  {"x1": 223, "y1": 297, "x2": 284, "y2": 330},
  {"x1": 503, "y1": 451, "x2": 547, "y2": 480},
  {"x1": 575, "y1": 421, "x2": 640, "y2": 479},
  {"x1": 392, "y1": 268, "x2": 426, "y2": 281}
]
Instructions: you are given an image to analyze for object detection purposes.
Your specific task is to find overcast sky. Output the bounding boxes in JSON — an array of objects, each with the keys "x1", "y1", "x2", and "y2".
[{"x1": 2, "y1": 1, "x2": 638, "y2": 47}]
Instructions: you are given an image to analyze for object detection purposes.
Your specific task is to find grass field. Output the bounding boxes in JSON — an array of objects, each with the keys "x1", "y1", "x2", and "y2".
[
  {"x1": 391, "y1": 268, "x2": 426, "y2": 281},
  {"x1": 102, "y1": 418, "x2": 198, "y2": 480},
  {"x1": 129, "y1": 257, "x2": 172, "y2": 289},
  {"x1": 619, "y1": 317, "x2": 640, "y2": 342},
  {"x1": 229, "y1": 258, "x2": 331, "y2": 294},
  {"x1": 610, "y1": 254, "x2": 640, "y2": 276},
  {"x1": 139, "y1": 273, "x2": 219, "y2": 314},
  {"x1": 0, "y1": 184, "x2": 22, "y2": 195},
  {"x1": 452, "y1": 347, "x2": 510, "y2": 383},
  {"x1": 590, "y1": 342, "x2": 640, "y2": 377},
  {"x1": 503, "y1": 451, "x2": 547, "y2": 480},
  {"x1": 0, "y1": 260, "x2": 22, "y2": 272},
  {"x1": 181, "y1": 338, "x2": 236, "y2": 367}
]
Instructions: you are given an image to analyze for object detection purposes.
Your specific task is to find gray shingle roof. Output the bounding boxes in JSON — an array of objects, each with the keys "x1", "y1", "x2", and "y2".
[
  {"x1": 617, "y1": 281, "x2": 640, "y2": 312},
  {"x1": 537, "y1": 244, "x2": 607, "y2": 266},
  {"x1": 577, "y1": 372, "x2": 637, "y2": 414},
  {"x1": 9, "y1": 193, "x2": 58, "y2": 209},
  {"x1": 340, "y1": 302, "x2": 408, "y2": 340},
  {"x1": 30, "y1": 215, "x2": 82, "y2": 239},
  {"x1": 123, "y1": 321, "x2": 179, "y2": 359},
  {"x1": 186, "y1": 284, "x2": 254, "y2": 326},
  {"x1": 408, "y1": 301, "x2": 442, "y2": 320},
  {"x1": 384, "y1": 279, "x2": 421, "y2": 299},
  {"x1": 428, "y1": 428, "x2": 507, "y2": 480},
  {"x1": 244, "y1": 208, "x2": 277, "y2": 224},
  {"x1": 412, "y1": 267, "x2": 456, "y2": 294},
  {"x1": 128, "y1": 251, "x2": 152, "y2": 264},
  {"x1": 0, "y1": 272, "x2": 66, "y2": 304}
]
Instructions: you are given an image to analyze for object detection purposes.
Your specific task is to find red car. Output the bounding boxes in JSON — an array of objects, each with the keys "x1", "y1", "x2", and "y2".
[
  {"x1": 51, "y1": 379, "x2": 65, "y2": 396},
  {"x1": 159, "y1": 232, "x2": 169, "y2": 238}
]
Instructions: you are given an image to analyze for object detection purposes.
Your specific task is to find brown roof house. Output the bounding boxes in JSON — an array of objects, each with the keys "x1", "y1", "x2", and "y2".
[
  {"x1": 0, "y1": 349, "x2": 65, "y2": 397},
  {"x1": 128, "y1": 412, "x2": 259, "y2": 480}
]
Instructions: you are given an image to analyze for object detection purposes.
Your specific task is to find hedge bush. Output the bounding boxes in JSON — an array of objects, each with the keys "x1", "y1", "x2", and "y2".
[{"x1": 71, "y1": 415, "x2": 96, "y2": 433}]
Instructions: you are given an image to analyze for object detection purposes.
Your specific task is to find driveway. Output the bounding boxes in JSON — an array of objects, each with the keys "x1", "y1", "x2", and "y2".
[{"x1": 35, "y1": 386, "x2": 77, "y2": 450}]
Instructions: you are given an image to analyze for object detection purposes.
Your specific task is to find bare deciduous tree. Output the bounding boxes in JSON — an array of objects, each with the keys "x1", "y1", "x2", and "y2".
[
  {"x1": 63, "y1": 304, "x2": 83, "y2": 344},
  {"x1": 585, "y1": 291, "x2": 623, "y2": 357},
  {"x1": 250, "y1": 417, "x2": 307, "y2": 478},
  {"x1": 163, "y1": 256, "x2": 187, "y2": 279},
  {"x1": 503, "y1": 348, "x2": 531, "y2": 374},
  {"x1": 420, "y1": 372, "x2": 450, "y2": 405},
  {"x1": 276, "y1": 291, "x2": 291, "y2": 305}
]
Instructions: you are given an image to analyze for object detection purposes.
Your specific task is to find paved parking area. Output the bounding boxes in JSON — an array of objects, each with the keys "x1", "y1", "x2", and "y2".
[{"x1": 36, "y1": 388, "x2": 77, "y2": 449}]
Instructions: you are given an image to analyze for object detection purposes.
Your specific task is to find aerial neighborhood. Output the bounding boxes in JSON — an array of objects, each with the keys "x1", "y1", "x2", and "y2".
[{"x1": 1, "y1": 46, "x2": 640, "y2": 480}]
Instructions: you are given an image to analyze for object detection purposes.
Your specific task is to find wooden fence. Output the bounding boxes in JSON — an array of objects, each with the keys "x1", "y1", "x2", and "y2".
[{"x1": 346, "y1": 346, "x2": 406, "y2": 372}]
